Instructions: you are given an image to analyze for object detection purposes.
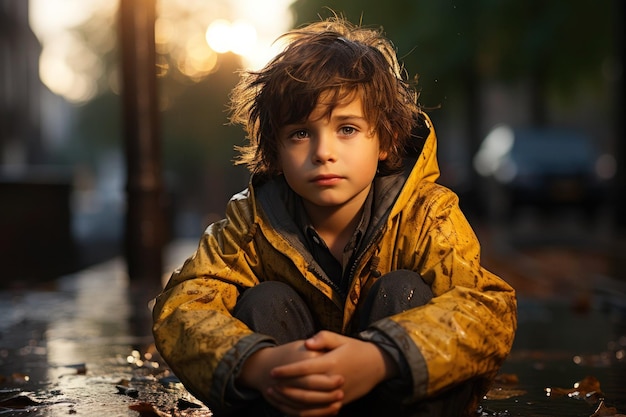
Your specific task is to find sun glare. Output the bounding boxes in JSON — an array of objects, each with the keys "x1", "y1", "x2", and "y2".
[
  {"x1": 29, "y1": 0, "x2": 294, "y2": 102},
  {"x1": 205, "y1": 19, "x2": 257, "y2": 56},
  {"x1": 205, "y1": 20, "x2": 233, "y2": 54},
  {"x1": 29, "y1": 0, "x2": 117, "y2": 103}
]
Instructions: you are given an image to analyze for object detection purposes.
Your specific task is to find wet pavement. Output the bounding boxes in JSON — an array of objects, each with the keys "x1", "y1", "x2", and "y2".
[{"x1": 1, "y1": 221, "x2": 625, "y2": 416}]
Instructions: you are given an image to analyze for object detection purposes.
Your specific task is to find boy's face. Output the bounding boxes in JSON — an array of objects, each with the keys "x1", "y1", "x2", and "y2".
[{"x1": 277, "y1": 93, "x2": 386, "y2": 212}]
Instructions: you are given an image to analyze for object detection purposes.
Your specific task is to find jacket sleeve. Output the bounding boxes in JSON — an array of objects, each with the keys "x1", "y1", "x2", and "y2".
[
  {"x1": 370, "y1": 182, "x2": 517, "y2": 401},
  {"x1": 151, "y1": 192, "x2": 274, "y2": 413}
]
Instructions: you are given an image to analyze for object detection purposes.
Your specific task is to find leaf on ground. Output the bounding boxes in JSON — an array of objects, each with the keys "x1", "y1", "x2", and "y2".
[
  {"x1": 484, "y1": 387, "x2": 527, "y2": 400},
  {"x1": 0, "y1": 393, "x2": 41, "y2": 409},
  {"x1": 116, "y1": 384, "x2": 139, "y2": 398},
  {"x1": 484, "y1": 373, "x2": 526, "y2": 400},
  {"x1": 129, "y1": 400, "x2": 213, "y2": 417},
  {"x1": 590, "y1": 400, "x2": 626, "y2": 417},
  {"x1": 129, "y1": 401, "x2": 171, "y2": 417},
  {"x1": 176, "y1": 398, "x2": 202, "y2": 410},
  {"x1": 546, "y1": 375, "x2": 604, "y2": 402},
  {"x1": 117, "y1": 378, "x2": 131, "y2": 387},
  {"x1": 62, "y1": 363, "x2": 87, "y2": 375},
  {"x1": 493, "y1": 373, "x2": 519, "y2": 385}
]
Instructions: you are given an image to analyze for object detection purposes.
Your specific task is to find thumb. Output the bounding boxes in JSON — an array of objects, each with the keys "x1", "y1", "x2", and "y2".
[{"x1": 305, "y1": 330, "x2": 341, "y2": 351}]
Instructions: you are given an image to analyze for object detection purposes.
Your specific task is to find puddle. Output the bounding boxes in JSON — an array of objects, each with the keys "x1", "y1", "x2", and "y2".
[
  {"x1": 1, "y1": 257, "x2": 625, "y2": 416},
  {"x1": 480, "y1": 297, "x2": 626, "y2": 416}
]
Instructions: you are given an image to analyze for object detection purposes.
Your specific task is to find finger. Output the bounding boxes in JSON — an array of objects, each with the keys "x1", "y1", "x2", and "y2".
[
  {"x1": 305, "y1": 331, "x2": 341, "y2": 351},
  {"x1": 271, "y1": 356, "x2": 330, "y2": 379},
  {"x1": 264, "y1": 376, "x2": 343, "y2": 412},
  {"x1": 265, "y1": 386, "x2": 306, "y2": 411},
  {"x1": 268, "y1": 384, "x2": 343, "y2": 408},
  {"x1": 273, "y1": 384, "x2": 344, "y2": 405},
  {"x1": 267, "y1": 388, "x2": 343, "y2": 417},
  {"x1": 274, "y1": 373, "x2": 344, "y2": 392}
]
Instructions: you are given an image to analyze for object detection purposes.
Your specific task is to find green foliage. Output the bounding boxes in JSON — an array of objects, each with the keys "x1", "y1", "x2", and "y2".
[
  {"x1": 155, "y1": 51, "x2": 253, "y2": 218},
  {"x1": 291, "y1": 0, "x2": 615, "y2": 104},
  {"x1": 64, "y1": 91, "x2": 123, "y2": 166},
  {"x1": 159, "y1": 53, "x2": 242, "y2": 162}
]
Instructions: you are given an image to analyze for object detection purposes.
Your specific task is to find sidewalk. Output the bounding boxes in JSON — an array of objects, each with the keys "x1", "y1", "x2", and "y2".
[
  {"x1": 475, "y1": 217, "x2": 626, "y2": 416},
  {"x1": 1, "y1": 238, "x2": 624, "y2": 416}
]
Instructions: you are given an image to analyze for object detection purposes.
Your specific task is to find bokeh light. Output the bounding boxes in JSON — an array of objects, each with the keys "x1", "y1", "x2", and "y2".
[
  {"x1": 205, "y1": 19, "x2": 232, "y2": 54},
  {"x1": 206, "y1": 19, "x2": 257, "y2": 57},
  {"x1": 29, "y1": 0, "x2": 295, "y2": 103},
  {"x1": 29, "y1": 0, "x2": 117, "y2": 103}
]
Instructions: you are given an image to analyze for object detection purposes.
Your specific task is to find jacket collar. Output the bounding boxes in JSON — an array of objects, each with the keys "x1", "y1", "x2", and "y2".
[{"x1": 251, "y1": 112, "x2": 439, "y2": 245}]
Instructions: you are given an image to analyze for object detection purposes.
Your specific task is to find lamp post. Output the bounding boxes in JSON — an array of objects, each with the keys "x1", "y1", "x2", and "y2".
[{"x1": 119, "y1": 0, "x2": 164, "y2": 287}]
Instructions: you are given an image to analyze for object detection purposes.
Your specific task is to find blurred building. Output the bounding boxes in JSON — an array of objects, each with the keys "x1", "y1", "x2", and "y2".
[
  {"x1": 0, "y1": 0, "x2": 75, "y2": 286},
  {"x1": 0, "y1": 0, "x2": 42, "y2": 165}
]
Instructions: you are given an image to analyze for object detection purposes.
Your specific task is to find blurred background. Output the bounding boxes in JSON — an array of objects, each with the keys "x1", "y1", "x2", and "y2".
[{"x1": 0, "y1": 0, "x2": 623, "y2": 287}]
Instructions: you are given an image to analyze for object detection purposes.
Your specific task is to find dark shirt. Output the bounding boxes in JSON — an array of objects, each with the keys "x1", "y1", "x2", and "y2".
[
  {"x1": 293, "y1": 188, "x2": 373, "y2": 298},
  {"x1": 289, "y1": 183, "x2": 411, "y2": 393}
]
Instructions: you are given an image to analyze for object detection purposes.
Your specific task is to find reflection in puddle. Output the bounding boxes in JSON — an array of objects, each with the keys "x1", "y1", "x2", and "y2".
[
  {"x1": 0, "y1": 258, "x2": 174, "y2": 416},
  {"x1": 1, "y1": 249, "x2": 625, "y2": 416},
  {"x1": 46, "y1": 258, "x2": 133, "y2": 369}
]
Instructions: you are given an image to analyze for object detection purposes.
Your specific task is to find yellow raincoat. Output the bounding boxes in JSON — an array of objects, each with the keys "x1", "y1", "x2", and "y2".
[{"x1": 152, "y1": 114, "x2": 517, "y2": 414}]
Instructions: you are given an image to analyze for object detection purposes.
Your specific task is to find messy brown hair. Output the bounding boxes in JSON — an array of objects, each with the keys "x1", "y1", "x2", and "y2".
[{"x1": 229, "y1": 16, "x2": 421, "y2": 177}]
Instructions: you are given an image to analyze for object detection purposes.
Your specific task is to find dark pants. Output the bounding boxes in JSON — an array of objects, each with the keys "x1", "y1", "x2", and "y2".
[{"x1": 233, "y1": 271, "x2": 478, "y2": 417}]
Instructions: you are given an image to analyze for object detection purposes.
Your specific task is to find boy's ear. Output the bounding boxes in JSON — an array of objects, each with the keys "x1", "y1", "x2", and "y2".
[{"x1": 379, "y1": 130, "x2": 399, "y2": 161}]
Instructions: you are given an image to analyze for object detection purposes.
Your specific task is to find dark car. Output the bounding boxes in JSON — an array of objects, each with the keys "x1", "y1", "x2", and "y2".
[{"x1": 473, "y1": 124, "x2": 615, "y2": 219}]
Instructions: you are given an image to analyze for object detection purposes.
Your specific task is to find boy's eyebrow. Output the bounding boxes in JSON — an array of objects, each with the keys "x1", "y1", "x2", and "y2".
[
  {"x1": 332, "y1": 114, "x2": 368, "y2": 122},
  {"x1": 282, "y1": 113, "x2": 367, "y2": 127}
]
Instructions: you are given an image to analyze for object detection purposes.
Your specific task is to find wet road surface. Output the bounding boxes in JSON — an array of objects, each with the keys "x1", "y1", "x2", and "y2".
[{"x1": 1, "y1": 233, "x2": 625, "y2": 416}]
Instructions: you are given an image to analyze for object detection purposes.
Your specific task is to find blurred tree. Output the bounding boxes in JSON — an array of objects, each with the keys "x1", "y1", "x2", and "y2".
[
  {"x1": 291, "y1": 0, "x2": 618, "y2": 225},
  {"x1": 293, "y1": 0, "x2": 625, "y2": 278},
  {"x1": 68, "y1": 93, "x2": 122, "y2": 165},
  {"x1": 158, "y1": 51, "x2": 248, "y2": 220},
  {"x1": 48, "y1": 5, "x2": 123, "y2": 166},
  {"x1": 59, "y1": 3, "x2": 249, "y2": 235},
  {"x1": 291, "y1": 0, "x2": 615, "y2": 143}
]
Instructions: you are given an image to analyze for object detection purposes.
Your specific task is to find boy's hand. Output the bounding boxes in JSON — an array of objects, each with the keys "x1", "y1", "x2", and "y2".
[
  {"x1": 269, "y1": 331, "x2": 399, "y2": 410},
  {"x1": 237, "y1": 340, "x2": 345, "y2": 416}
]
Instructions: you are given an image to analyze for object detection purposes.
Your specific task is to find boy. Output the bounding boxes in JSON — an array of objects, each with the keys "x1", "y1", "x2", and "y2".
[{"x1": 152, "y1": 16, "x2": 517, "y2": 417}]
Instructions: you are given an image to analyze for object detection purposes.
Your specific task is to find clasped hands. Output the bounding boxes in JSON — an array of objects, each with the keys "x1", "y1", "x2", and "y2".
[{"x1": 237, "y1": 330, "x2": 398, "y2": 417}]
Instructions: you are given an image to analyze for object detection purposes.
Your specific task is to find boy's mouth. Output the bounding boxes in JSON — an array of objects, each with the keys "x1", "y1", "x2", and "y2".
[{"x1": 311, "y1": 174, "x2": 343, "y2": 186}]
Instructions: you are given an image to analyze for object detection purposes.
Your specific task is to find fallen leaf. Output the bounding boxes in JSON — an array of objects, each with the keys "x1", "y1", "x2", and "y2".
[
  {"x1": 484, "y1": 387, "x2": 527, "y2": 400},
  {"x1": 117, "y1": 378, "x2": 131, "y2": 387},
  {"x1": 546, "y1": 375, "x2": 604, "y2": 402},
  {"x1": 590, "y1": 400, "x2": 626, "y2": 417},
  {"x1": 116, "y1": 384, "x2": 139, "y2": 398},
  {"x1": 129, "y1": 401, "x2": 171, "y2": 417},
  {"x1": 493, "y1": 373, "x2": 519, "y2": 385},
  {"x1": 485, "y1": 372, "x2": 526, "y2": 399},
  {"x1": 575, "y1": 376, "x2": 602, "y2": 395},
  {"x1": 0, "y1": 393, "x2": 40, "y2": 409},
  {"x1": 176, "y1": 398, "x2": 202, "y2": 410}
]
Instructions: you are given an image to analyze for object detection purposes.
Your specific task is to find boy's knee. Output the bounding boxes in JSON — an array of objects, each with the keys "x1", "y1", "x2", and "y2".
[
  {"x1": 236, "y1": 281, "x2": 297, "y2": 306},
  {"x1": 371, "y1": 269, "x2": 433, "y2": 305},
  {"x1": 360, "y1": 270, "x2": 433, "y2": 328},
  {"x1": 234, "y1": 281, "x2": 315, "y2": 343}
]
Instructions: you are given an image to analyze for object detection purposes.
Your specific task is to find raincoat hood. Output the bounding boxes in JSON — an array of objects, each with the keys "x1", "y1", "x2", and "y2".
[{"x1": 392, "y1": 112, "x2": 440, "y2": 209}]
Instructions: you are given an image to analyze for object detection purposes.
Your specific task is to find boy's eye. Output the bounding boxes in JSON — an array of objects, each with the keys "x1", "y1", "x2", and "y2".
[
  {"x1": 288, "y1": 130, "x2": 309, "y2": 141},
  {"x1": 340, "y1": 126, "x2": 357, "y2": 135}
]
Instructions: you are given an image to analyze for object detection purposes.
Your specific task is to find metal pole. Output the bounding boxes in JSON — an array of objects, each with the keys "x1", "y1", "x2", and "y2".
[{"x1": 119, "y1": 0, "x2": 164, "y2": 285}]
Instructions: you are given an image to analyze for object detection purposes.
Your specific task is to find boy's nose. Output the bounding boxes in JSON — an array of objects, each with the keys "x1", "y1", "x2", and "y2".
[{"x1": 312, "y1": 134, "x2": 336, "y2": 164}]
